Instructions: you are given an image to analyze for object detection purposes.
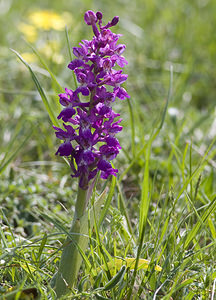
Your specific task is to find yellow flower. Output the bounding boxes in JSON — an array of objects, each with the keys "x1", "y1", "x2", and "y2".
[
  {"x1": 20, "y1": 52, "x2": 36, "y2": 63},
  {"x1": 103, "y1": 258, "x2": 162, "y2": 273},
  {"x1": 18, "y1": 23, "x2": 37, "y2": 42},
  {"x1": 28, "y1": 10, "x2": 69, "y2": 31}
]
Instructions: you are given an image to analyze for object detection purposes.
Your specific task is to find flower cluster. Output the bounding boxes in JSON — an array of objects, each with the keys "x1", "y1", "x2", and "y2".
[{"x1": 54, "y1": 10, "x2": 129, "y2": 189}]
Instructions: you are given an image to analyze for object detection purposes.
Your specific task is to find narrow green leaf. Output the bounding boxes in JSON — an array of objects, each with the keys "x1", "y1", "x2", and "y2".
[
  {"x1": 182, "y1": 142, "x2": 189, "y2": 182},
  {"x1": 0, "y1": 129, "x2": 33, "y2": 174},
  {"x1": 173, "y1": 277, "x2": 196, "y2": 293},
  {"x1": 158, "y1": 64, "x2": 173, "y2": 130},
  {"x1": 0, "y1": 223, "x2": 8, "y2": 248},
  {"x1": 184, "y1": 197, "x2": 216, "y2": 248},
  {"x1": 93, "y1": 271, "x2": 103, "y2": 289},
  {"x1": 37, "y1": 233, "x2": 47, "y2": 261},
  {"x1": 119, "y1": 145, "x2": 145, "y2": 183},
  {"x1": 127, "y1": 98, "x2": 135, "y2": 157},
  {"x1": 98, "y1": 176, "x2": 116, "y2": 227},
  {"x1": 65, "y1": 26, "x2": 73, "y2": 62},
  {"x1": 158, "y1": 216, "x2": 169, "y2": 246},
  {"x1": 11, "y1": 49, "x2": 59, "y2": 127},
  {"x1": 208, "y1": 218, "x2": 216, "y2": 239},
  {"x1": 65, "y1": 26, "x2": 78, "y2": 90},
  {"x1": 103, "y1": 265, "x2": 126, "y2": 291},
  {"x1": 95, "y1": 293, "x2": 111, "y2": 300},
  {"x1": 139, "y1": 139, "x2": 151, "y2": 234},
  {"x1": 0, "y1": 119, "x2": 25, "y2": 167},
  {"x1": 26, "y1": 43, "x2": 64, "y2": 93},
  {"x1": 116, "y1": 179, "x2": 133, "y2": 237},
  {"x1": 93, "y1": 190, "x2": 112, "y2": 281}
]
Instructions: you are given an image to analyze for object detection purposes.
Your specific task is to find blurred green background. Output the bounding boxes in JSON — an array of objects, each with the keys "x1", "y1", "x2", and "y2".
[{"x1": 1, "y1": 0, "x2": 216, "y2": 219}]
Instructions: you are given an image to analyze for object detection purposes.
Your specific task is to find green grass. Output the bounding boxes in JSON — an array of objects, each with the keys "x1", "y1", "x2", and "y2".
[{"x1": 0, "y1": 0, "x2": 216, "y2": 299}]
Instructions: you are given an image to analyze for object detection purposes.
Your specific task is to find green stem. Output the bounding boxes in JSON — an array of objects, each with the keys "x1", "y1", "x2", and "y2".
[
  {"x1": 74, "y1": 187, "x2": 88, "y2": 220},
  {"x1": 53, "y1": 186, "x2": 88, "y2": 298}
]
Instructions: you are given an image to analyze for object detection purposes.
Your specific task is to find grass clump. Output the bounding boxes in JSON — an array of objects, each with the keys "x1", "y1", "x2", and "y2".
[{"x1": 0, "y1": 0, "x2": 216, "y2": 299}]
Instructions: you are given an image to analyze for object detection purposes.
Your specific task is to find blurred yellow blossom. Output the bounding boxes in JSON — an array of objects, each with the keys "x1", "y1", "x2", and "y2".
[
  {"x1": 17, "y1": 10, "x2": 72, "y2": 64},
  {"x1": 18, "y1": 23, "x2": 37, "y2": 42},
  {"x1": 28, "y1": 10, "x2": 70, "y2": 31},
  {"x1": 40, "y1": 41, "x2": 64, "y2": 64},
  {"x1": 20, "y1": 52, "x2": 36, "y2": 63},
  {"x1": 61, "y1": 12, "x2": 73, "y2": 26}
]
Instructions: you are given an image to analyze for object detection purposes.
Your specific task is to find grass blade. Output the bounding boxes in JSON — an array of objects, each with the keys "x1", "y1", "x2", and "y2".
[
  {"x1": 127, "y1": 98, "x2": 135, "y2": 157},
  {"x1": 26, "y1": 43, "x2": 64, "y2": 93},
  {"x1": 184, "y1": 197, "x2": 216, "y2": 249},
  {"x1": 65, "y1": 26, "x2": 78, "y2": 90},
  {"x1": 0, "y1": 128, "x2": 33, "y2": 174},
  {"x1": 11, "y1": 49, "x2": 59, "y2": 127},
  {"x1": 65, "y1": 26, "x2": 73, "y2": 61},
  {"x1": 99, "y1": 176, "x2": 116, "y2": 227}
]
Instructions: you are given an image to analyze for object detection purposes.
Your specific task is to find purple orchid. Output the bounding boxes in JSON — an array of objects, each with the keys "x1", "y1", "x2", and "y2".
[{"x1": 54, "y1": 10, "x2": 129, "y2": 189}]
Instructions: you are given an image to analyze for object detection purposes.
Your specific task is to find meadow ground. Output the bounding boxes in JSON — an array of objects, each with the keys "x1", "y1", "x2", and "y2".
[{"x1": 0, "y1": 0, "x2": 216, "y2": 299}]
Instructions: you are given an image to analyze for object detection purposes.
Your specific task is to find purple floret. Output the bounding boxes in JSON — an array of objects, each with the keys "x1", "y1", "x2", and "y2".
[
  {"x1": 57, "y1": 107, "x2": 76, "y2": 122},
  {"x1": 53, "y1": 10, "x2": 129, "y2": 189},
  {"x1": 56, "y1": 142, "x2": 73, "y2": 156}
]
